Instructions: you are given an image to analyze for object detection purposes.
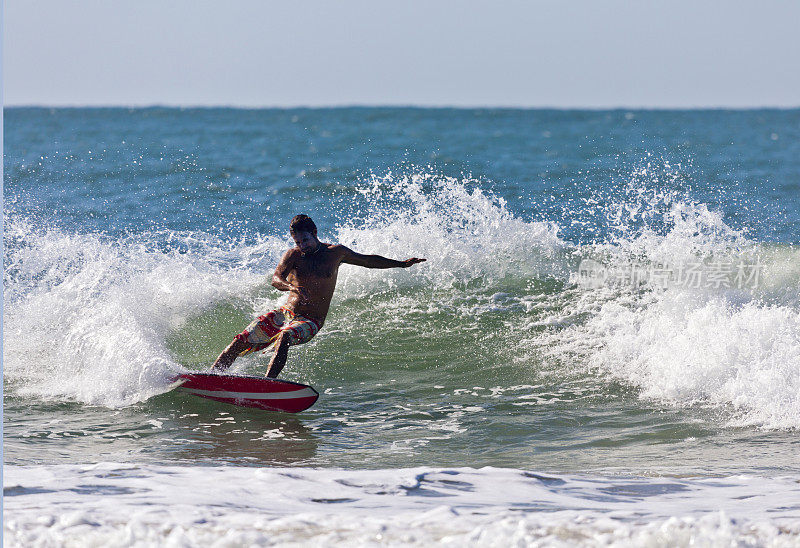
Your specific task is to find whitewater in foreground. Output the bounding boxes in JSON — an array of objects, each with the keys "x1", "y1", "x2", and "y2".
[{"x1": 5, "y1": 463, "x2": 800, "y2": 546}]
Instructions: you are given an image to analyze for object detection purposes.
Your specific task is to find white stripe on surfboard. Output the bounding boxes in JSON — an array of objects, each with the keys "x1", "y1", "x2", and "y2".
[{"x1": 181, "y1": 387, "x2": 317, "y2": 400}]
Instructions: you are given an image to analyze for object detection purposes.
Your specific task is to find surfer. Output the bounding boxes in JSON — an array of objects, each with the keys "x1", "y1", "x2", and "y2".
[{"x1": 212, "y1": 214, "x2": 426, "y2": 378}]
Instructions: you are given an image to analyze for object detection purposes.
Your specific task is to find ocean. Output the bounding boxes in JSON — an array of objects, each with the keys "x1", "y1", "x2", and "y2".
[{"x1": 4, "y1": 107, "x2": 800, "y2": 545}]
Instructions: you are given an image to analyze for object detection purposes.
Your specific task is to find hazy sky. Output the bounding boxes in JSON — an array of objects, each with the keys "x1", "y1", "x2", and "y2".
[{"x1": 4, "y1": 0, "x2": 800, "y2": 108}]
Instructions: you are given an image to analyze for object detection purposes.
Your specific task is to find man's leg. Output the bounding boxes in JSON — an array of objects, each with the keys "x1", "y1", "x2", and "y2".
[
  {"x1": 265, "y1": 331, "x2": 291, "y2": 378},
  {"x1": 212, "y1": 338, "x2": 249, "y2": 371},
  {"x1": 213, "y1": 311, "x2": 283, "y2": 372}
]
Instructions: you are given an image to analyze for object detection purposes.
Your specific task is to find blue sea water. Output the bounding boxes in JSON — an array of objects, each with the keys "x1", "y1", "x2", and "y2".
[{"x1": 4, "y1": 107, "x2": 800, "y2": 545}]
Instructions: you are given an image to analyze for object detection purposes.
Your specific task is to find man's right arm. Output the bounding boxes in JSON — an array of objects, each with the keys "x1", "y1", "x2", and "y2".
[{"x1": 271, "y1": 249, "x2": 309, "y2": 302}]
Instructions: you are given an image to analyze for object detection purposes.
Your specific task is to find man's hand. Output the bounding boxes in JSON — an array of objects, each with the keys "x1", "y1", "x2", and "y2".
[{"x1": 401, "y1": 258, "x2": 426, "y2": 268}]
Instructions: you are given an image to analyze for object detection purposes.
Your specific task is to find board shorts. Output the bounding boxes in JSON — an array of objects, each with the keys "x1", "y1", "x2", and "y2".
[{"x1": 234, "y1": 307, "x2": 321, "y2": 357}]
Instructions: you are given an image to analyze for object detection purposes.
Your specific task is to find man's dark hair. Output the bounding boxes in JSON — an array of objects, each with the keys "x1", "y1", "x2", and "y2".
[{"x1": 290, "y1": 214, "x2": 317, "y2": 234}]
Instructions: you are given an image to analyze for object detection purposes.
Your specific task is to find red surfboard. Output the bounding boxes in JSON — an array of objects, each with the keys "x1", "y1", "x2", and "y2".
[{"x1": 171, "y1": 373, "x2": 319, "y2": 413}]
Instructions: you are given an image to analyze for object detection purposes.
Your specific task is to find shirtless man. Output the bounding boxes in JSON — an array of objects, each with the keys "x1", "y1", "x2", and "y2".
[{"x1": 212, "y1": 214, "x2": 426, "y2": 378}]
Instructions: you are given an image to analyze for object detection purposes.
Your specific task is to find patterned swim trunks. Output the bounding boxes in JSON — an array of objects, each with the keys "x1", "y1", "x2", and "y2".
[{"x1": 234, "y1": 307, "x2": 321, "y2": 357}]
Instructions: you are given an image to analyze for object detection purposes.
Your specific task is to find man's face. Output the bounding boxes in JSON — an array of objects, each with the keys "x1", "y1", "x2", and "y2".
[{"x1": 292, "y1": 230, "x2": 319, "y2": 254}]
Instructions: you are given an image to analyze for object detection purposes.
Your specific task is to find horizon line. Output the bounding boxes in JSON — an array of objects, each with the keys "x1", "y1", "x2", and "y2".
[{"x1": 5, "y1": 102, "x2": 800, "y2": 111}]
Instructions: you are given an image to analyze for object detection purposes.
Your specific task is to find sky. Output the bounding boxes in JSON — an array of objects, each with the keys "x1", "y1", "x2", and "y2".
[{"x1": 3, "y1": 0, "x2": 800, "y2": 108}]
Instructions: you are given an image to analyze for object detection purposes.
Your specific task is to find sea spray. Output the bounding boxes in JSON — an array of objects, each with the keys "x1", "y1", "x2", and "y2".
[
  {"x1": 531, "y1": 160, "x2": 800, "y2": 429},
  {"x1": 335, "y1": 171, "x2": 568, "y2": 296},
  {"x1": 2, "y1": 214, "x2": 275, "y2": 406}
]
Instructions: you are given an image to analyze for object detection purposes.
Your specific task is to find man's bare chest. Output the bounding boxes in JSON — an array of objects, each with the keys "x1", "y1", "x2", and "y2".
[{"x1": 292, "y1": 255, "x2": 339, "y2": 280}]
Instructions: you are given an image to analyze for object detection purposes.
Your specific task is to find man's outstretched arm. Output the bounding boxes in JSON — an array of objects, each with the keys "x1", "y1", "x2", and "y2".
[{"x1": 338, "y1": 246, "x2": 426, "y2": 269}]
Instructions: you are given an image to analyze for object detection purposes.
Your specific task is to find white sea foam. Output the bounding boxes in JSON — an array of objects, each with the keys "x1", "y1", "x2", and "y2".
[
  {"x1": 589, "y1": 201, "x2": 800, "y2": 429},
  {"x1": 2, "y1": 216, "x2": 279, "y2": 406},
  {"x1": 580, "y1": 292, "x2": 800, "y2": 429},
  {"x1": 4, "y1": 464, "x2": 799, "y2": 547},
  {"x1": 333, "y1": 172, "x2": 567, "y2": 297},
  {"x1": 534, "y1": 174, "x2": 800, "y2": 429}
]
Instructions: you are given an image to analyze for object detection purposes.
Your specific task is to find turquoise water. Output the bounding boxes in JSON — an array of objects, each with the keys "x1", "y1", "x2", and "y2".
[
  {"x1": 4, "y1": 107, "x2": 800, "y2": 544},
  {"x1": 5, "y1": 108, "x2": 798, "y2": 243}
]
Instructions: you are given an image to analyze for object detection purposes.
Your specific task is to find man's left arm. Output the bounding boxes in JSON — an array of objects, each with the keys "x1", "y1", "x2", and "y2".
[{"x1": 338, "y1": 246, "x2": 426, "y2": 269}]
